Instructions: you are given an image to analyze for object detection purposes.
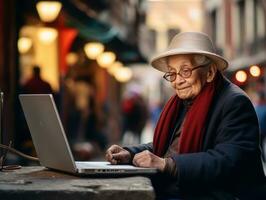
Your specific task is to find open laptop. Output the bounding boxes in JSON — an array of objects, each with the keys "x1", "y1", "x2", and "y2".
[{"x1": 19, "y1": 94, "x2": 157, "y2": 176}]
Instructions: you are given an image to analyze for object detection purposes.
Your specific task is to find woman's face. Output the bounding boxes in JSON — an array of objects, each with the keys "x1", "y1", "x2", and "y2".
[{"x1": 167, "y1": 54, "x2": 208, "y2": 100}]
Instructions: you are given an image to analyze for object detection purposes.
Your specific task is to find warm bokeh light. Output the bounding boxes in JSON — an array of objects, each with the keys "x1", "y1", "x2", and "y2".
[
  {"x1": 66, "y1": 52, "x2": 78, "y2": 66},
  {"x1": 84, "y1": 42, "x2": 104, "y2": 59},
  {"x1": 18, "y1": 26, "x2": 60, "y2": 91},
  {"x1": 18, "y1": 37, "x2": 32, "y2": 54},
  {"x1": 107, "y1": 61, "x2": 123, "y2": 75},
  {"x1": 38, "y1": 28, "x2": 58, "y2": 44},
  {"x1": 188, "y1": 8, "x2": 201, "y2": 21},
  {"x1": 249, "y1": 65, "x2": 261, "y2": 77},
  {"x1": 146, "y1": 0, "x2": 203, "y2": 33},
  {"x1": 114, "y1": 67, "x2": 133, "y2": 82},
  {"x1": 235, "y1": 70, "x2": 247, "y2": 83},
  {"x1": 96, "y1": 52, "x2": 116, "y2": 68},
  {"x1": 36, "y1": 1, "x2": 62, "y2": 22}
]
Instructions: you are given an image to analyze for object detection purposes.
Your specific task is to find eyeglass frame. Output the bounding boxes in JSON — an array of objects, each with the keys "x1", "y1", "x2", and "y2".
[{"x1": 163, "y1": 62, "x2": 211, "y2": 82}]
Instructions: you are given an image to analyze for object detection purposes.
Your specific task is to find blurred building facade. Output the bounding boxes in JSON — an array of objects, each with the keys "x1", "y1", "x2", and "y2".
[
  {"x1": 203, "y1": 0, "x2": 266, "y2": 97},
  {"x1": 2, "y1": 0, "x2": 265, "y2": 158},
  {"x1": 204, "y1": 0, "x2": 266, "y2": 158},
  {"x1": 0, "y1": 0, "x2": 17, "y2": 144}
]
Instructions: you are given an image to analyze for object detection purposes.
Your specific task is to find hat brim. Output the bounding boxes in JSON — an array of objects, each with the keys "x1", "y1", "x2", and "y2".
[{"x1": 150, "y1": 49, "x2": 228, "y2": 72}]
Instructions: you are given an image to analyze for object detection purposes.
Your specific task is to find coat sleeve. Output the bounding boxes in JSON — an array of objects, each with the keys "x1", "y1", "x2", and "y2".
[
  {"x1": 124, "y1": 142, "x2": 153, "y2": 157},
  {"x1": 172, "y1": 93, "x2": 262, "y2": 188}
]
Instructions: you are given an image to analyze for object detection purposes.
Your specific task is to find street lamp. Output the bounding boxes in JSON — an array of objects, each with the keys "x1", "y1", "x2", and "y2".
[
  {"x1": 36, "y1": 1, "x2": 62, "y2": 22},
  {"x1": 38, "y1": 27, "x2": 58, "y2": 44}
]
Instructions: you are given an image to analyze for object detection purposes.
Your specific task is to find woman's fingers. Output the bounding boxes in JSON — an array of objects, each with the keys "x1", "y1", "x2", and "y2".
[
  {"x1": 133, "y1": 150, "x2": 165, "y2": 171},
  {"x1": 105, "y1": 145, "x2": 131, "y2": 164},
  {"x1": 105, "y1": 145, "x2": 122, "y2": 162},
  {"x1": 133, "y1": 150, "x2": 151, "y2": 167}
]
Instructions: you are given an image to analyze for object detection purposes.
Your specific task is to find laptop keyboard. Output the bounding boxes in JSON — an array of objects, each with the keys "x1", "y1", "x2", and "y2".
[{"x1": 75, "y1": 161, "x2": 141, "y2": 169}]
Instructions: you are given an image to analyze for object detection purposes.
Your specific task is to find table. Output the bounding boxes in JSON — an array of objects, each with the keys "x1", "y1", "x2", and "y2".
[{"x1": 0, "y1": 166, "x2": 155, "y2": 200}]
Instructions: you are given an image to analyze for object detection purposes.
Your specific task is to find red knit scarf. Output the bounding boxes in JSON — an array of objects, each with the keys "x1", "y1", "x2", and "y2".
[{"x1": 153, "y1": 72, "x2": 222, "y2": 156}]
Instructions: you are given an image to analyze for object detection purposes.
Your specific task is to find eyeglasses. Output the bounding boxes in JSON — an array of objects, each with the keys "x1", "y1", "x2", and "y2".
[{"x1": 163, "y1": 63, "x2": 210, "y2": 82}]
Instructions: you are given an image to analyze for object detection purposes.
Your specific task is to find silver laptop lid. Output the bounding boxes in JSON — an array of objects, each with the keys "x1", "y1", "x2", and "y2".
[{"x1": 19, "y1": 94, "x2": 77, "y2": 173}]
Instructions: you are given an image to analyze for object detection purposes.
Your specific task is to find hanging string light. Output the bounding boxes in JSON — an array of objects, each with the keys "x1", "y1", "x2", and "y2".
[
  {"x1": 114, "y1": 67, "x2": 133, "y2": 82},
  {"x1": 18, "y1": 37, "x2": 32, "y2": 54},
  {"x1": 66, "y1": 52, "x2": 79, "y2": 66},
  {"x1": 235, "y1": 70, "x2": 247, "y2": 83},
  {"x1": 249, "y1": 65, "x2": 261, "y2": 77},
  {"x1": 107, "y1": 61, "x2": 123, "y2": 75},
  {"x1": 84, "y1": 42, "x2": 104, "y2": 59},
  {"x1": 96, "y1": 52, "x2": 116, "y2": 68}
]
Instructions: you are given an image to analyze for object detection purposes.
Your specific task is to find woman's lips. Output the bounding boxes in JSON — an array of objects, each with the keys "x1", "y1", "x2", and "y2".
[{"x1": 177, "y1": 87, "x2": 189, "y2": 91}]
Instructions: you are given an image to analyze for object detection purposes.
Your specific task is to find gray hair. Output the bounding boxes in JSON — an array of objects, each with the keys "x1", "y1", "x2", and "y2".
[{"x1": 192, "y1": 54, "x2": 211, "y2": 66}]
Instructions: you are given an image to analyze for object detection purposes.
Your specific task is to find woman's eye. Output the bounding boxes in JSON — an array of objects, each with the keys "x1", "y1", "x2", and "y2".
[{"x1": 182, "y1": 69, "x2": 190, "y2": 74}]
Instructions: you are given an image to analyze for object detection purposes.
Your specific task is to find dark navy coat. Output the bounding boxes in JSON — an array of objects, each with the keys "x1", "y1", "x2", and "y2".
[{"x1": 126, "y1": 77, "x2": 265, "y2": 198}]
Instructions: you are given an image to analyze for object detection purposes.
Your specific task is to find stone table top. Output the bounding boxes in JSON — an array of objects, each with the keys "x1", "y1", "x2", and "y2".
[{"x1": 0, "y1": 166, "x2": 155, "y2": 200}]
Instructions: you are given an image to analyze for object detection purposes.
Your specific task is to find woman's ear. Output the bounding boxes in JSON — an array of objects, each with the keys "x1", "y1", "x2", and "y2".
[{"x1": 206, "y1": 63, "x2": 217, "y2": 82}]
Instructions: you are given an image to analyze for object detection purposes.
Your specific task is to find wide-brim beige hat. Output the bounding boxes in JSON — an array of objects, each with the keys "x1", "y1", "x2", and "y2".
[{"x1": 150, "y1": 32, "x2": 228, "y2": 72}]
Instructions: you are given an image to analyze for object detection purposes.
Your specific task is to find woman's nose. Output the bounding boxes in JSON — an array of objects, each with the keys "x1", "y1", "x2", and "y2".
[{"x1": 174, "y1": 74, "x2": 186, "y2": 84}]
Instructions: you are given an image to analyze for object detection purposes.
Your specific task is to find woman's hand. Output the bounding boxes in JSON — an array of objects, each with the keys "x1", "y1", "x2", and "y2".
[
  {"x1": 105, "y1": 144, "x2": 132, "y2": 164},
  {"x1": 133, "y1": 150, "x2": 166, "y2": 171}
]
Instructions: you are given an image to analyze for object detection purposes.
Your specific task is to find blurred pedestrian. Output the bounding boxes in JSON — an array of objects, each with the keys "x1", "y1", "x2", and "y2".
[
  {"x1": 106, "y1": 32, "x2": 265, "y2": 199},
  {"x1": 17, "y1": 65, "x2": 53, "y2": 164},
  {"x1": 255, "y1": 91, "x2": 266, "y2": 160},
  {"x1": 64, "y1": 76, "x2": 107, "y2": 160},
  {"x1": 121, "y1": 88, "x2": 148, "y2": 145},
  {"x1": 22, "y1": 65, "x2": 53, "y2": 94}
]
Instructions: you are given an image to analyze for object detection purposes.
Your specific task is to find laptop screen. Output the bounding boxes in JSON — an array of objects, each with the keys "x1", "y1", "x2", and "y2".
[{"x1": 19, "y1": 94, "x2": 77, "y2": 173}]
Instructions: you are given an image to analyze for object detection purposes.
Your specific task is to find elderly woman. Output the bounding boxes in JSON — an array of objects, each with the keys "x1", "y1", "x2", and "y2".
[{"x1": 106, "y1": 32, "x2": 265, "y2": 199}]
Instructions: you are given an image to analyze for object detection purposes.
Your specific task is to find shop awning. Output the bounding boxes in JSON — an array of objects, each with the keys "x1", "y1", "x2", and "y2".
[{"x1": 62, "y1": 0, "x2": 146, "y2": 64}]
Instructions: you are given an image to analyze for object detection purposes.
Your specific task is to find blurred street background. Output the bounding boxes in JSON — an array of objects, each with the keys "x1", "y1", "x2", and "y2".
[{"x1": 0, "y1": 0, "x2": 265, "y2": 165}]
